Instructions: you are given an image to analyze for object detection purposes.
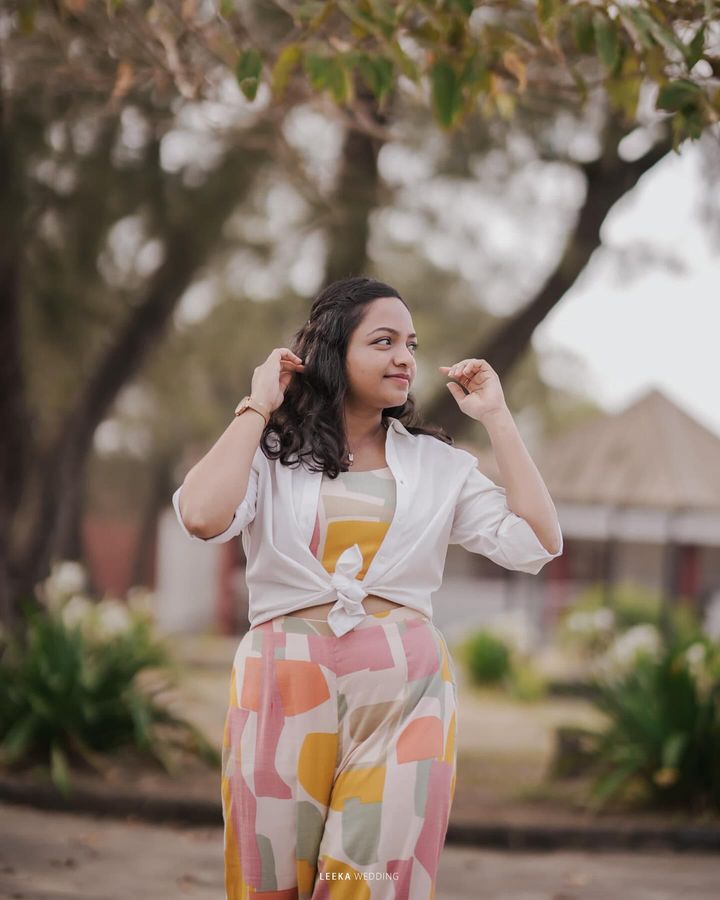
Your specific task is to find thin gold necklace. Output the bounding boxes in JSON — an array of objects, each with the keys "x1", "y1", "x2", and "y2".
[{"x1": 347, "y1": 422, "x2": 385, "y2": 467}]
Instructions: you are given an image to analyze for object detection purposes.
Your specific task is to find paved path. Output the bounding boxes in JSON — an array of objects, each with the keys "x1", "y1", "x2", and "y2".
[{"x1": 2, "y1": 804, "x2": 719, "y2": 899}]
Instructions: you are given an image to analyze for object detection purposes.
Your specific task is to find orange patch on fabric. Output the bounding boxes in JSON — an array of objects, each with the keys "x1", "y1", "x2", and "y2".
[
  {"x1": 275, "y1": 659, "x2": 331, "y2": 715},
  {"x1": 396, "y1": 716, "x2": 444, "y2": 763}
]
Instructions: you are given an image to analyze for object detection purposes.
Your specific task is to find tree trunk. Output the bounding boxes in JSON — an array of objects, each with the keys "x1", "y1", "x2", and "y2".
[
  {"x1": 0, "y1": 85, "x2": 31, "y2": 633},
  {"x1": 129, "y1": 455, "x2": 172, "y2": 590},
  {"x1": 424, "y1": 126, "x2": 672, "y2": 437},
  {"x1": 325, "y1": 80, "x2": 390, "y2": 284},
  {"x1": 2, "y1": 126, "x2": 279, "y2": 629}
]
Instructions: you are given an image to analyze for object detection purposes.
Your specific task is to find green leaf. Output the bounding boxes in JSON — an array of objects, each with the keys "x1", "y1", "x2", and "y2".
[
  {"x1": 623, "y1": 7, "x2": 691, "y2": 71},
  {"x1": 573, "y1": 6, "x2": 595, "y2": 55},
  {"x1": 303, "y1": 53, "x2": 351, "y2": 103},
  {"x1": 354, "y1": 55, "x2": 394, "y2": 102},
  {"x1": 295, "y1": 2, "x2": 327, "y2": 23},
  {"x1": 50, "y1": 741, "x2": 72, "y2": 797},
  {"x1": 589, "y1": 760, "x2": 640, "y2": 808},
  {"x1": 656, "y1": 78, "x2": 703, "y2": 113},
  {"x1": 368, "y1": 0, "x2": 400, "y2": 33},
  {"x1": 386, "y1": 40, "x2": 419, "y2": 80},
  {"x1": 0, "y1": 715, "x2": 37, "y2": 764},
  {"x1": 678, "y1": 107, "x2": 706, "y2": 141},
  {"x1": 593, "y1": 13, "x2": 621, "y2": 73},
  {"x1": 607, "y1": 74, "x2": 641, "y2": 122},
  {"x1": 337, "y1": 0, "x2": 386, "y2": 40},
  {"x1": 459, "y1": 51, "x2": 489, "y2": 90},
  {"x1": 538, "y1": 0, "x2": 556, "y2": 24},
  {"x1": 622, "y1": 9, "x2": 661, "y2": 51},
  {"x1": 446, "y1": 0, "x2": 474, "y2": 14},
  {"x1": 271, "y1": 44, "x2": 302, "y2": 98},
  {"x1": 431, "y1": 59, "x2": 462, "y2": 128},
  {"x1": 685, "y1": 24, "x2": 705, "y2": 69},
  {"x1": 235, "y1": 49, "x2": 263, "y2": 101},
  {"x1": 661, "y1": 732, "x2": 688, "y2": 769}
]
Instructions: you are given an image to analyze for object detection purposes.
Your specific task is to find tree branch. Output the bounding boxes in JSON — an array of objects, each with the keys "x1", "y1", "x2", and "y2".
[{"x1": 424, "y1": 127, "x2": 673, "y2": 437}]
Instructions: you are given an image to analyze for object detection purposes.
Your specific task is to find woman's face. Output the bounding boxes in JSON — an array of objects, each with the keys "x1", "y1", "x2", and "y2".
[{"x1": 344, "y1": 296, "x2": 418, "y2": 412}]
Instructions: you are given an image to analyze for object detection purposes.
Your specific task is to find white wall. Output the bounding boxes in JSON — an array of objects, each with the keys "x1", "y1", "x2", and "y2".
[{"x1": 154, "y1": 507, "x2": 221, "y2": 634}]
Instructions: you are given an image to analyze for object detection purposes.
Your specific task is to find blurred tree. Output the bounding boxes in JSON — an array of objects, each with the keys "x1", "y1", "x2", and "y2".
[
  {"x1": 0, "y1": 47, "x2": 287, "y2": 627},
  {"x1": 1, "y1": 1, "x2": 717, "y2": 629}
]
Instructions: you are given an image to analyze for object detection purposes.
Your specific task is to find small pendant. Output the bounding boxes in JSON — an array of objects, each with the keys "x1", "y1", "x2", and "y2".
[{"x1": 348, "y1": 452, "x2": 354, "y2": 464}]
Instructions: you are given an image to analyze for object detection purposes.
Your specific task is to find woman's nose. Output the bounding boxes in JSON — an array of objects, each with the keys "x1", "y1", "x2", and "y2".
[{"x1": 395, "y1": 347, "x2": 415, "y2": 365}]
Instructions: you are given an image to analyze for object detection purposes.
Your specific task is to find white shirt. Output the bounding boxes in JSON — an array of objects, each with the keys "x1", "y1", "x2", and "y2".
[{"x1": 171, "y1": 416, "x2": 563, "y2": 637}]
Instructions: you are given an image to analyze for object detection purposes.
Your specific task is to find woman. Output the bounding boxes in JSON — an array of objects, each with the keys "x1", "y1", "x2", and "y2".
[{"x1": 173, "y1": 276, "x2": 563, "y2": 899}]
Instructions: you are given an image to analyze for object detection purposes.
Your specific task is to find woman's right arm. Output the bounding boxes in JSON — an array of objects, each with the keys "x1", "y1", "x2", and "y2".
[
  {"x1": 175, "y1": 347, "x2": 305, "y2": 540},
  {"x1": 177, "y1": 411, "x2": 267, "y2": 540}
]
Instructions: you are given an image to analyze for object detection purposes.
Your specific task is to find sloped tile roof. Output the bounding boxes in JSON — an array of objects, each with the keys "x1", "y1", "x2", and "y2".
[{"x1": 453, "y1": 388, "x2": 720, "y2": 511}]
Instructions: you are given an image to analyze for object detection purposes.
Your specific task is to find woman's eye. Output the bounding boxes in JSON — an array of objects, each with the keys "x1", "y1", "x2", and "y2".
[{"x1": 375, "y1": 338, "x2": 419, "y2": 351}]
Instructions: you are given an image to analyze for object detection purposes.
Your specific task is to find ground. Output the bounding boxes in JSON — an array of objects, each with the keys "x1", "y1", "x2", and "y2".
[
  {"x1": 3, "y1": 633, "x2": 718, "y2": 898},
  {"x1": 2, "y1": 803, "x2": 719, "y2": 900}
]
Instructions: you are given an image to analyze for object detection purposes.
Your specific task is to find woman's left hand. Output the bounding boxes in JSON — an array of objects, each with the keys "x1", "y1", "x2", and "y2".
[{"x1": 438, "y1": 359, "x2": 508, "y2": 424}]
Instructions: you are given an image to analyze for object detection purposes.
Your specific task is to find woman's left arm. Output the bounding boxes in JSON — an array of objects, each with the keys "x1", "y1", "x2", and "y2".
[
  {"x1": 440, "y1": 357, "x2": 561, "y2": 555},
  {"x1": 481, "y1": 408, "x2": 561, "y2": 554}
]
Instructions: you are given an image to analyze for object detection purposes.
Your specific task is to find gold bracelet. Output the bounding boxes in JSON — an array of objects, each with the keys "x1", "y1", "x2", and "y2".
[{"x1": 234, "y1": 395, "x2": 270, "y2": 425}]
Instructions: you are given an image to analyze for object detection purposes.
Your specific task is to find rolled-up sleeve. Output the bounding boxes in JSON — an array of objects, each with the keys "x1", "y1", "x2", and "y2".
[
  {"x1": 171, "y1": 451, "x2": 260, "y2": 544},
  {"x1": 449, "y1": 462, "x2": 563, "y2": 574}
]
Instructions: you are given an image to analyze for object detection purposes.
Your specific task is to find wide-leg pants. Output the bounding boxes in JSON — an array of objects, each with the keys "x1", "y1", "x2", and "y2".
[{"x1": 221, "y1": 605, "x2": 459, "y2": 899}]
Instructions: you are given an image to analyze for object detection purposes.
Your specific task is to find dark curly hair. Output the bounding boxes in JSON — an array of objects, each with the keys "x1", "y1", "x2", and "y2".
[{"x1": 260, "y1": 276, "x2": 453, "y2": 476}]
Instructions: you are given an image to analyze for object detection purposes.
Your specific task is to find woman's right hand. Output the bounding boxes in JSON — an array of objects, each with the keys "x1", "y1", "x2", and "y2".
[{"x1": 250, "y1": 347, "x2": 305, "y2": 413}]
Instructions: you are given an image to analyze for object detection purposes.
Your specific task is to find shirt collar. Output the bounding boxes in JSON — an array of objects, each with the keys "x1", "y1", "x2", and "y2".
[{"x1": 386, "y1": 416, "x2": 411, "y2": 437}]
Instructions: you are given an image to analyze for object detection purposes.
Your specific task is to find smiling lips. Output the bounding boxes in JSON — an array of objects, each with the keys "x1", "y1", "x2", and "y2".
[{"x1": 386, "y1": 375, "x2": 409, "y2": 384}]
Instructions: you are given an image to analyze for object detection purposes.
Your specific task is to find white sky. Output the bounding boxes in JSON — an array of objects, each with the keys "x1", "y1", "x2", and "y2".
[{"x1": 534, "y1": 141, "x2": 720, "y2": 439}]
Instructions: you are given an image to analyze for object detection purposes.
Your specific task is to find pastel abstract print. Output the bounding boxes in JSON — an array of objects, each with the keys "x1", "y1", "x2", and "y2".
[
  {"x1": 221, "y1": 605, "x2": 458, "y2": 899},
  {"x1": 309, "y1": 466, "x2": 396, "y2": 578}
]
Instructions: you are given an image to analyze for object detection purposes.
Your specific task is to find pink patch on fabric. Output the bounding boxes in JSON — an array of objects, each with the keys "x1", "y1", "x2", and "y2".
[
  {"x1": 254, "y1": 631, "x2": 292, "y2": 799},
  {"x1": 335, "y1": 626, "x2": 395, "y2": 675},
  {"x1": 227, "y1": 706, "x2": 263, "y2": 885},
  {"x1": 306, "y1": 636, "x2": 336, "y2": 670},
  {"x1": 413, "y1": 759, "x2": 453, "y2": 880},
  {"x1": 401, "y1": 621, "x2": 440, "y2": 680},
  {"x1": 387, "y1": 857, "x2": 413, "y2": 899}
]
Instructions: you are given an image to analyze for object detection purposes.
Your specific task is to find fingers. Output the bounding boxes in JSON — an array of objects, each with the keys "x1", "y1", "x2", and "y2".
[
  {"x1": 273, "y1": 347, "x2": 305, "y2": 372},
  {"x1": 273, "y1": 347, "x2": 304, "y2": 363},
  {"x1": 438, "y1": 359, "x2": 489, "y2": 378}
]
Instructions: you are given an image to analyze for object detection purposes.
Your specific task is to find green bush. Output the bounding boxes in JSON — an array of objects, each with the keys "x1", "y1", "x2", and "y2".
[
  {"x1": 504, "y1": 658, "x2": 548, "y2": 702},
  {"x1": 0, "y1": 602, "x2": 220, "y2": 796},
  {"x1": 582, "y1": 638, "x2": 720, "y2": 813},
  {"x1": 466, "y1": 630, "x2": 511, "y2": 684}
]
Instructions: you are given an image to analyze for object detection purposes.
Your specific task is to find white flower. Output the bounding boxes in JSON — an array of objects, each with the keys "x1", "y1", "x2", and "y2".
[
  {"x1": 565, "y1": 607, "x2": 614, "y2": 635},
  {"x1": 702, "y1": 594, "x2": 720, "y2": 642},
  {"x1": 682, "y1": 642, "x2": 716, "y2": 701},
  {"x1": 95, "y1": 598, "x2": 132, "y2": 637},
  {"x1": 684, "y1": 642, "x2": 706, "y2": 669},
  {"x1": 43, "y1": 560, "x2": 88, "y2": 612},
  {"x1": 614, "y1": 624, "x2": 661, "y2": 661},
  {"x1": 60, "y1": 594, "x2": 94, "y2": 631},
  {"x1": 51, "y1": 560, "x2": 87, "y2": 595},
  {"x1": 592, "y1": 624, "x2": 661, "y2": 680},
  {"x1": 593, "y1": 608, "x2": 615, "y2": 630}
]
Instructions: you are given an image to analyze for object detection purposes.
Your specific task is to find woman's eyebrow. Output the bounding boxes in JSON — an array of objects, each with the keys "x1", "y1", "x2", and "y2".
[{"x1": 367, "y1": 327, "x2": 417, "y2": 338}]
